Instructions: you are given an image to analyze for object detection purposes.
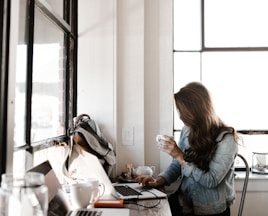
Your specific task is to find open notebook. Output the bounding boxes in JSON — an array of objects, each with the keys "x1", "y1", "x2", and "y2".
[
  {"x1": 28, "y1": 161, "x2": 129, "y2": 216},
  {"x1": 62, "y1": 149, "x2": 167, "y2": 200}
]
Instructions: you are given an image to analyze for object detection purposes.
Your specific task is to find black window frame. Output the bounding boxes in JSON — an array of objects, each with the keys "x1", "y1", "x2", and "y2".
[
  {"x1": 0, "y1": 0, "x2": 77, "y2": 177},
  {"x1": 0, "y1": 0, "x2": 11, "y2": 178},
  {"x1": 173, "y1": 0, "x2": 268, "y2": 135}
]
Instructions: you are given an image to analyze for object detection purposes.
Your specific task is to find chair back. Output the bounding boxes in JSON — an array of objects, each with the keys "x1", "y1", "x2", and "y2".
[{"x1": 236, "y1": 153, "x2": 250, "y2": 216}]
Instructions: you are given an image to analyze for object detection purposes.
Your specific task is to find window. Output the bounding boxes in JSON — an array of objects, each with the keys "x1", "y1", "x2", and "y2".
[
  {"x1": 173, "y1": 0, "x2": 268, "y2": 165},
  {"x1": 5, "y1": 0, "x2": 77, "y2": 175}
]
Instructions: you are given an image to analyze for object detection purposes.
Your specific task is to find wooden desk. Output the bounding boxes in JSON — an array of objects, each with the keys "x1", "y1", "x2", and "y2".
[{"x1": 125, "y1": 198, "x2": 172, "y2": 216}]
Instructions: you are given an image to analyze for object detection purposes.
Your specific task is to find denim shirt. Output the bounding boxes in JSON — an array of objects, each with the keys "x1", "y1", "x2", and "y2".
[{"x1": 159, "y1": 126, "x2": 238, "y2": 215}]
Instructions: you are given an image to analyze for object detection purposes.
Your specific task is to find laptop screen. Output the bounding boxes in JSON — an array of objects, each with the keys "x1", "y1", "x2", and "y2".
[{"x1": 28, "y1": 160, "x2": 70, "y2": 216}]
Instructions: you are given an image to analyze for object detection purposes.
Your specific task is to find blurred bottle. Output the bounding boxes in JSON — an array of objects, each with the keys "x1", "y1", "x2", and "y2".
[{"x1": 0, "y1": 172, "x2": 48, "y2": 216}]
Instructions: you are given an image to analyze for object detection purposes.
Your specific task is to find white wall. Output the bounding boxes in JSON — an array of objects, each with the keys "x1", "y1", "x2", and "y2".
[{"x1": 77, "y1": 0, "x2": 173, "y2": 177}]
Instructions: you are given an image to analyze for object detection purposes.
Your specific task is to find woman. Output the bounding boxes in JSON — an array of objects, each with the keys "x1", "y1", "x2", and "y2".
[{"x1": 136, "y1": 82, "x2": 239, "y2": 216}]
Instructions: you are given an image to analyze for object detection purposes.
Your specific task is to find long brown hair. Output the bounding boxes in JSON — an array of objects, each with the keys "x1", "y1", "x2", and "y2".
[{"x1": 174, "y1": 82, "x2": 238, "y2": 171}]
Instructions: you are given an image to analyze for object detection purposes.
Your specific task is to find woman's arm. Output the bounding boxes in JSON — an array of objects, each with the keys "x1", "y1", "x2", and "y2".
[{"x1": 157, "y1": 127, "x2": 189, "y2": 185}]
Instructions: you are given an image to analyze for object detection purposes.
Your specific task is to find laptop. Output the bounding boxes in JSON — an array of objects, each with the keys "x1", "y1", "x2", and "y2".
[
  {"x1": 28, "y1": 160, "x2": 129, "y2": 216},
  {"x1": 62, "y1": 151, "x2": 167, "y2": 200}
]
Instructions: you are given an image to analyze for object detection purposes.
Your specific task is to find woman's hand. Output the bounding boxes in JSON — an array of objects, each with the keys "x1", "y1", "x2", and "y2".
[
  {"x1": 159, "y1": 135, "x2": 185, "y2": 166},
  {"x1": 135, "y1": 175, "x2": 166, "y2": 187}
]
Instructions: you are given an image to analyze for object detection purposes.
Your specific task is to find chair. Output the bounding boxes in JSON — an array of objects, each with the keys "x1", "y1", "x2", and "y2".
[{"x1": 236, "y1": 153, "x2": 250, "y2": 216}]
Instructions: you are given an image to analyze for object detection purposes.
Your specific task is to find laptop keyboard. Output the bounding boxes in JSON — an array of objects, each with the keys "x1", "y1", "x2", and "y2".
[
  {"x1": 114, "y1": 185, "x2": 142, "y2": 196},
  {"x1": 68, "y1": 209, "x2": 102, "y2": 216}
]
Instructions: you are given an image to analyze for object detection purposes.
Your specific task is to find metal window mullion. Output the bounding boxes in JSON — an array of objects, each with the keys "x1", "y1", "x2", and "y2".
[
  {"x1": 201, "y1": 0, "x2": 204, "y2": 51},
  {"x1": 25, "y1": 0, "x2": 35, "y2": 153},
  {"x1": 64, "y1": 0, "x2": 78, "y2": 129},
  {"x1": 0, "y1": 0, "x2": 11, "y2": 178},
  {"x1": 71, "y1": 0, "x2": 78, "y2": 119},
  {"x1": 64, "y1": 0, "x2": 70, "y2": 25},
  {"x1": 63, "y1": 0, "x2": 72, "y2": 132}
]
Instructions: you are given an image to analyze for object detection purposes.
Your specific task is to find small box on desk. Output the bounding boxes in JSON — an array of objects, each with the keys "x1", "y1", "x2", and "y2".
[{"x1": 94, "y1": 199, "x2": 124, "y2": 208}]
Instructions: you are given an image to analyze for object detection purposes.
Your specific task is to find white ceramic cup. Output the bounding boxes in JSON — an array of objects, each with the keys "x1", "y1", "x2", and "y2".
[
  {"x1": 70, "y1": 183, "x2": 94, "y2": 209},
  {"x1": 156, "y1": 134, "x2": 169, "y2": 145},
  {"x1": 82, "y1": 178, "x2": 105, "y2": 203}
]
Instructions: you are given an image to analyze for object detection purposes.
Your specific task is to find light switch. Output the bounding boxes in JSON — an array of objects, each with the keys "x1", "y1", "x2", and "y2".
[{"x1": 122, "y1": 127, "x2": 134, "y2": 145}]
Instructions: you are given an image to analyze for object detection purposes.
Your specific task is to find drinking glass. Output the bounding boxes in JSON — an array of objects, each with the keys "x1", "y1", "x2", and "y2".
[{"x1": 1, "y1": 172, "x2": 48, "y2": 216}]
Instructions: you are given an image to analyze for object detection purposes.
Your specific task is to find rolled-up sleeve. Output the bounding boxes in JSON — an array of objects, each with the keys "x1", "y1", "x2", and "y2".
[{"x1": 159, "y1": 159, "x2": 181, "y2": 185}]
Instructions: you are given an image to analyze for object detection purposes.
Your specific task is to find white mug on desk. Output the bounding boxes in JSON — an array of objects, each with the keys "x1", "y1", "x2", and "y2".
[
  {"x1": 82, "y1": 178, "x2": 105, "y2": 204},
  {"x1": 70, "y1": 183, "x2": 94, "y2": 209}
]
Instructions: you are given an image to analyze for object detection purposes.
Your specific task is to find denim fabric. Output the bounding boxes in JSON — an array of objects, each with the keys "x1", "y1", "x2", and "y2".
[{"x1": 159, "y1": 126, "x2": 238, "y2": 215}]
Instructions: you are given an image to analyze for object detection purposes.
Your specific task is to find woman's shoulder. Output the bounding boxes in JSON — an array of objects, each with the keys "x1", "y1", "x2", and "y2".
[
  {"x1": 216, "y1": 131, "x2": 238, "y2": 152},
  {"x1": 217, "y1": 130, "x2": 236, "y2": 142}
]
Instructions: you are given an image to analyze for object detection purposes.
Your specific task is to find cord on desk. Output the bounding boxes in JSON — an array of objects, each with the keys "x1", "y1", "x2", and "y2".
[{"x1": 124, "y1": 190, "x2": 161, "y2": 208}]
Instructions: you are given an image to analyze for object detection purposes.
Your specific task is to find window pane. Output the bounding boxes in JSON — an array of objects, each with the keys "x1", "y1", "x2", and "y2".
[
  {"x1": 205, "y1": 0, "x2": 268, "y2": 47},
  {"x1": 174, "y1": 131, "x2": 181, "y2": 144},
  {"x1": 15, "y1": 45, "x2": 27, "y2": 147},
  {"x1": 41, "y1": 0, "x2": 63, "y2": 19},
  {"x1": 174, "y1": 0, "x2": 201, "y2": 51},
  {"x1": 31, "y1": 8, "x2": 66, "y2": 142},
  {"x1": 202, "y1": 51, "x2": 268, "y2": 130},
  {"x1": 173, "y1": 52, "x2": 201, "y2": 129},
  {"x1": 14, "y1": 0, "x2": 28, "y2": 147}
]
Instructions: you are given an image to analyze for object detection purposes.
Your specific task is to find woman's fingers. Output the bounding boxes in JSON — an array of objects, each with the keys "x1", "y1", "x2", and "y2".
[{"x1": 135, "y1": 175, "x2": 155, "y2": 186}]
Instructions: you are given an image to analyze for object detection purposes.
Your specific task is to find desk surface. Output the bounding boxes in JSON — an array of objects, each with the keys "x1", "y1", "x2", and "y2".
[
  {"x1": 125, "y1": 198, "x2": 172, "y2": 216},
  {"x1": 62, "y1": 184, "x2": 172, "y2": 216}
]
